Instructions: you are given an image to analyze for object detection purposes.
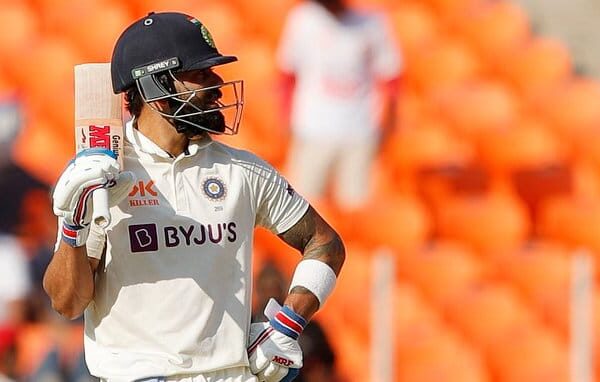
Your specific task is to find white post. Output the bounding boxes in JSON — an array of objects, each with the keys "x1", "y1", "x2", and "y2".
[
  {"x1": 370, "y1": 249, "x2": 395, "y2": 382},
  {"x1": 570, "y1": 250, "x2": 594, "y2": 382}
]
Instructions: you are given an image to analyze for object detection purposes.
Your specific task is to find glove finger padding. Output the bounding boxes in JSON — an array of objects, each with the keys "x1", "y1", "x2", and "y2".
[
  {"x1": 108, "y1": 171, "x2": 136, "y2": 207},
  {"x1": 247, "y1": 319, "x2": 303, "y2": 382},
  {"x1": 53, "y1": 149, "x2": 132, "y2": 226},
  {"x1": 258, "y1": 362, "x2": 288, "y2": 382}
]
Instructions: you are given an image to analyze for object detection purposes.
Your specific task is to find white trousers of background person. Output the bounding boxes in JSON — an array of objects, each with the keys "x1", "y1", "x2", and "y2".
[{"x1": 287, "y1": 134, "x2": 378, "y2": 209}]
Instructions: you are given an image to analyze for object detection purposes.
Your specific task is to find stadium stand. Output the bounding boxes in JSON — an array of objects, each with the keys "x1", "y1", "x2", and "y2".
[{"x1": 3, "y1": 0, "x2": 599, "y2": 380}]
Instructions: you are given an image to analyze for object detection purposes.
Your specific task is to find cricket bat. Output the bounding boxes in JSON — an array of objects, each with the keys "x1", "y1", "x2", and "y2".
[{"x1": 74, "y1": 63, "x2": 123, "y2": 228}]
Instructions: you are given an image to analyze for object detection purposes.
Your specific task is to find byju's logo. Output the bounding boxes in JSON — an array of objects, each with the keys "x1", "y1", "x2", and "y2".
[{"x1": 128, "y1": 224, "x2": 158, "y2": 252}]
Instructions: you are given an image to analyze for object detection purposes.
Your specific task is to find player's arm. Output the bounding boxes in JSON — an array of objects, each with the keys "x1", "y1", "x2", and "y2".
[
  {"x1": 247, "y1": 206, "x2": 344, "y2": 382},
  {"x1": 43, "y1": 149, "x2": 134, "y2": 320},
  {"x1": 278, "y1": 70, "x2": 296, "y2": 130},
  {"x1": 43, "y1": 242, "x2": 101, "y2": 319},
  {"x1": 278, "y1": 205, "x2": 345, "y2": 321},
  {"x1": 380, "y1": 76, "x2": 401, "y2": 140}
]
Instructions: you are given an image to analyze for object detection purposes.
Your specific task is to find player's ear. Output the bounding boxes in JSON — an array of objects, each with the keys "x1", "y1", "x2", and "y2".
[{"x1": 151, "y1": 99, "x2": 171, "y2": 113}]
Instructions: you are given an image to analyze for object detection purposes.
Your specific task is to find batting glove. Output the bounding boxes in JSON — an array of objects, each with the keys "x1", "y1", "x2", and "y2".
[
  {"x1": 53, "y1": 148, "x2": 135, "y2": 246},
  {"x1": 248, "y1": 299, "x2": 306, "y2": 382}
]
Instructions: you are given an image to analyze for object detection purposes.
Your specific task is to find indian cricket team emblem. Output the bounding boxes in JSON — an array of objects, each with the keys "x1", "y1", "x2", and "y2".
[
  {"x1": 202, "y1": 177, "x2": 226, "y2": 201},
  {"x1": 200, "y1": 25, "x2": 216, "y2": 48},
  {"x1": 187, "y1": 17, "x2": 216, "y2": 48}
]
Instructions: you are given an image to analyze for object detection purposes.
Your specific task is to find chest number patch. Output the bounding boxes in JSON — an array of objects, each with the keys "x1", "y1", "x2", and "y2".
[{"x1": 202, "y1": 177, "x2": 227, "y2": 201}]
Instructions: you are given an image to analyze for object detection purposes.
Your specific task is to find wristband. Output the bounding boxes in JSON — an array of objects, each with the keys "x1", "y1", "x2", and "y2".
[
  {"x1": 270, "y1": 305, "x2": 307, "y2": 340},
  {"x1": 289, "y1": 259, "x2": 337, "y2": 307},
  {"x1": 62, "y1": 223, "x2": 90, "y2": 247}
]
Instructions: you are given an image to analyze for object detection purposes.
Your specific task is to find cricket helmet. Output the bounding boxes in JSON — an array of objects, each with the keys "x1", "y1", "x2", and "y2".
[{"x1": 111, "y1": 12, "x2": 244, "y2": 135}]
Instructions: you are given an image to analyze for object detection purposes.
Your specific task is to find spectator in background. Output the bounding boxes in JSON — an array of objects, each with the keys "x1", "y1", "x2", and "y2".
[
  {"x1": 0, "y1": 94, "x2": 92, "y2": 381},
  {"x1": 297, "y1": 322, "x2": 339, "y2": 382},
  {"x1": 277, "y1": 0, "x2": 402, "y2": 210},
  {"x1": 0, "y1": 94, "x2": 32, "y2": 382},
  {"x1": 252, "y1": 262, "x2": 288, "y2": 322}
]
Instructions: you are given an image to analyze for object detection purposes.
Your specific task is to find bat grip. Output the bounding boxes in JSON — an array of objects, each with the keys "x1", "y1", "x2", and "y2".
[{"x1": 92, "y1": 188, "x2": 111, "y2": 228}]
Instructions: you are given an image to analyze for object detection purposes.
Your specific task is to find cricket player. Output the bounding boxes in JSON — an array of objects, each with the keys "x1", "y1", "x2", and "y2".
[{"x1": 43, "y1": 12, "x2": 345, "y2": 382}]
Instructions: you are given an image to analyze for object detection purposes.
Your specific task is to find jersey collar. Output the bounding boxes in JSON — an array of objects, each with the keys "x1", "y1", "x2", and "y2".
[{"x1": 125, "y1": 119, "x2": 213, "y2": 159}]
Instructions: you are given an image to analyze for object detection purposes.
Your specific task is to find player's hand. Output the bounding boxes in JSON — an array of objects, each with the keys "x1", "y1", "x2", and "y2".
[
  {"x1": 53, "y1": 148, "x2": 135, "y2": 245},
  {"x1": 247, "y1": 299, "x2": 305, "y2": 382}
]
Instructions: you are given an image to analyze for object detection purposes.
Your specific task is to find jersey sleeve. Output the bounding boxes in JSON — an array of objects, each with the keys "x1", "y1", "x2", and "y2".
[
  {"x1": 247, "y1": 156, "x2": 309, "y2": 234},
  {"x1": 370, "y1": 13, "x2": 403, "y2": 80}
]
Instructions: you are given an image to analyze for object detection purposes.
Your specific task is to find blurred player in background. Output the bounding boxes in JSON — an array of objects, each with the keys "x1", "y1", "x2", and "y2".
[
  {"x1": 277, "y1": 0, "x2": 402, "y2": 210},
  {"x1": 43, "y1": 11, "x2": 345, "y2": 382}
]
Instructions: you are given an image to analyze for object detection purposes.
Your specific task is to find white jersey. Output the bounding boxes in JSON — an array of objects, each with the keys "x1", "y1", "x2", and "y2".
[
  {"x1": 277, "y1": 2, "x2": 402, "y2": 142},
  {"x1": 79, "y1": 122, "x2": 308, "y2": 381}
]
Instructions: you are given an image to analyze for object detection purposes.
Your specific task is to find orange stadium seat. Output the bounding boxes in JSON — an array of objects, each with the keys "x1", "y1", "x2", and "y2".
[
  {"x1": 0, "y1": 3, "x2": 39, "y2": 62},
  {"x1": 125, "y1": 0, "x2": 201, "y2": 16},
  {"x1": 12, "y1": 114, "x2": 73, "y2": 184},
  {"x1": 321, "y1": 245, "x2": 371, "y2": 342},
  {"x1": 433, "y1": 81, "x2": 520, "y2": 140},
  {"x1": 477, "y1": 116, "x2": 567, "y2": 180},
  {"x1": 396, "y1": 329, "x2": 490, "y2": 382},
  {"x1": 351, "y1": 194, "x2": 431, "y2": 252},
  {"x1": 32, "y1": 0, "x2": 103, "y2": 35},
  {"x1": 488, "y1": 327, "x2": 568, "y2": 382},
  {"x1": 511, "y1": 163, "x2": 573, "y2": 222},
  {"x1": 396, "y1": 89, "x2": 429, "y2": 128},
  {"x1": 409, "y1": 38, "x2": 483, "y2": 94},
  {"x1": 389, "y1": 2, "x2": 440, "y2": 57},
  {"x1": 457, "y1": 1, "x2": 530, "y2": 64},
  {"x1": 11, "y1": 37, "x2": 81, "y2": 133},
  {"x1": 434, "y1": 189, "x2": 530, "y2": 253},
  {"x1": 445, "y1": 283, "x2": 539, "y2": 350},
  {"x1": 183, "y1": 3, "x2": 244, "y2": 52},
  {"x1": 499, "y1": 37, "x2": 572, "y2": 100},
  {"x1": 0, "y1": 74, "x2": 16, "y2": 97},
  {"x1": 493, "y1": 241, "x2": 571, "y2": 335},
  {"x1": 396, "y1": 240, "x2": 486, "y2": 308},
  {"x1": 542, "y1": 79, "x2": 600, "y2": 138},
  {"x1": 215, "y1": 38, "x2": 288, "y2": 165},
  {"x1": 422, "y1": 0, "x2": 478, "y2": 21},
  {"x1": 383, "y1": 117, "x2": 474, "y2": 189},
  {"x1": 232, "y1": 0, "x2": 296, "y2": 47},
  {"x1": 61, "y1": 2, "x2": 131, "y2": 62},
  {"x1": 393, "y1": 283, "x2": 447, "y2": 347},
  {"x1": 251, "y1": 227, "x2": 301, "y2": 278},
  {"x1": 537, "y1": 195, "x2": 600, "y2": 257},
  {"x1": 330, "y1": 325, "x2": 369, "y2": 382}
]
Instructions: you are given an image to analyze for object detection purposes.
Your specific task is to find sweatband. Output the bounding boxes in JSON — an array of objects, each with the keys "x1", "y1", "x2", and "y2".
[
  {"x1": 62, "y1": 223, "x2": 90, "y2": 248},
  {"x1": 289, "y1": 259, "x2": 337, "y2": 306},
  {"x1": 270, "y1": 305, "x2": 307, "y2": 340}
]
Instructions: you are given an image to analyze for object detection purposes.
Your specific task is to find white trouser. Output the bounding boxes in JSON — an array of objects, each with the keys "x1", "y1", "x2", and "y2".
[
  {"x1": 287, "y1": 134, "x2": 378, "y2": 209},
  {"x1": 101, "y1": 367, "x2": 258, "y2": 382}
]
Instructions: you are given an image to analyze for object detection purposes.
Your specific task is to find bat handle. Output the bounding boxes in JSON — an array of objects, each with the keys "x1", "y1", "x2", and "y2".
[{"x1": 92, "y1": 188, "x2": 111, "y2": 228}]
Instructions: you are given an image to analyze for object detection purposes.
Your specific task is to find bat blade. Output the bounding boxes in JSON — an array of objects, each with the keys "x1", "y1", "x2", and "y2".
[{"x1": 74, "y1": 63, "x2": 123, "y2": 228}]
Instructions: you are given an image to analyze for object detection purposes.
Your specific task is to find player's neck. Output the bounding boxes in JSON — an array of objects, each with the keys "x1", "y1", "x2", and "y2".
[{"x1": 136, "y1": 108, "x2": 188, "y2": 158}]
